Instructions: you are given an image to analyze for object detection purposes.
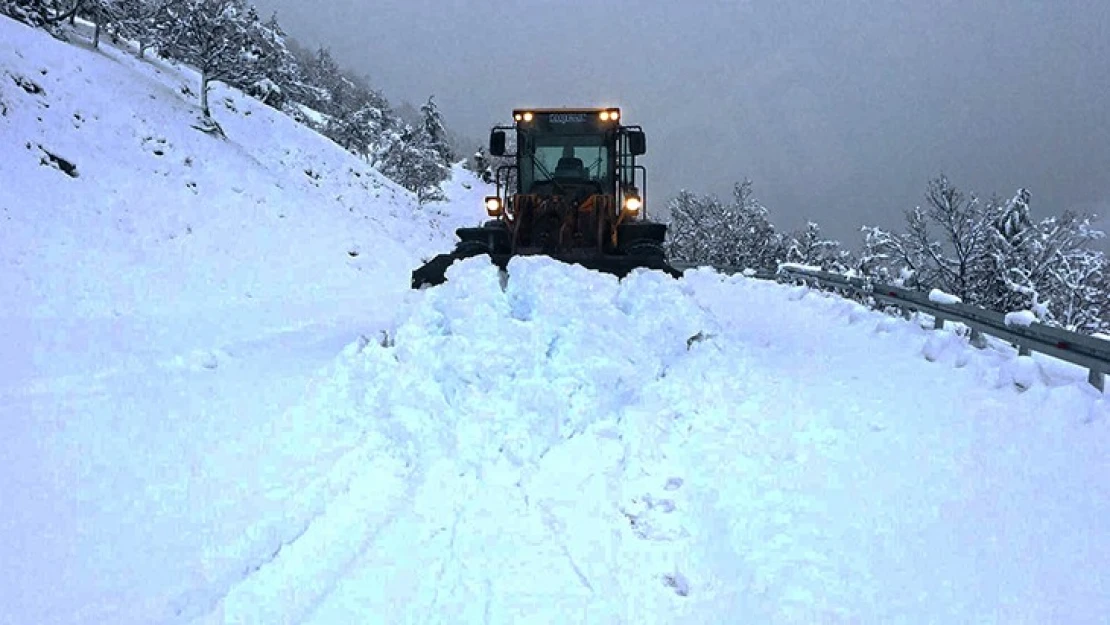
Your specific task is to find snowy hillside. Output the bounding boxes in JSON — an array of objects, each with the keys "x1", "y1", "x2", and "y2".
[
  {"x1": 3, "y1": 14, "x2": 1109, "y2": 625},
  {"x1": 0, "y1": 16, "x2": 487, "y2": 624},
  {"x1": 0, "y1": 17, "x2": 486, "y2": 370}
]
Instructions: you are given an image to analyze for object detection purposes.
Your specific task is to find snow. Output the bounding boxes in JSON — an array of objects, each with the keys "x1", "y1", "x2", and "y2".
[
  {"x1": 929, "y1": 288, "x2": 963, "y2": 305},
  {"x1": 1005, "y1": 310, "x2": 1039, "y2": 327},
  {"x1": 3, "y1": 16, "x2": 1110, "y2": 625},
  {"x1": 778, "y1": 261, "x2": 822, "y2": 273},
  {"x1": 294, "y1": 102, "x2": 329, "y2": 126}
]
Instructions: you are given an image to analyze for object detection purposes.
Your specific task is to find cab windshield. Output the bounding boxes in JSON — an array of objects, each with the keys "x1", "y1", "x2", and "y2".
[{"x1": 522, "y1": 134, "x2": 611, "y2": 192}]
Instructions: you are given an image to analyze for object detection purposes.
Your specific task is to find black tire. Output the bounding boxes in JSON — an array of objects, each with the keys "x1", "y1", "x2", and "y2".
[
  {"x1": 618, "y1": 221, "x2": 668, "y2": 255},
  {"x1": 623, "y1": 239, "x2": 665, "y2": 259}
]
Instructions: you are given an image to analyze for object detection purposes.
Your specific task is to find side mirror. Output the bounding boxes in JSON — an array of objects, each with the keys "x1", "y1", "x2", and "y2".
[
  {"x1": 489, "y1": 130, "x2": 506, "y2": 156},
  {"x1": 628, "y1": 130, "x2": 646, "y2": 156}
]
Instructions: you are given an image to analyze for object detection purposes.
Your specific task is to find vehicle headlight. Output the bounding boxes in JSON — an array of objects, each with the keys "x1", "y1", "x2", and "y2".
[{"x1": 485, "y1": 196, "x2": 502, "y2": 215}]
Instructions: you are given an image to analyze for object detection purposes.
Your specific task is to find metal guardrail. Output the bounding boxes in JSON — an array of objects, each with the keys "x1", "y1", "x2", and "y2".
[{"x1": 671, "y1": 261, "x2": 1110, "y2": 391}]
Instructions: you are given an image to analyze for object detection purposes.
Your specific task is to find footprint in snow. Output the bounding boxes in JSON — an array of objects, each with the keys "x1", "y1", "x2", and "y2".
[{"x1": 663, "y1": 571, "x2": 690, "y2": 597}]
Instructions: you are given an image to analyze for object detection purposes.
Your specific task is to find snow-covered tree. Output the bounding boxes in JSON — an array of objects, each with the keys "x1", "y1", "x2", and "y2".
[
  {"x1": 10, "y1": 0, "x2": 69, "y2": 41},
  {"x1": 785, "y1": 221, "x2": 841, "y2": 269},
  {"x1": 665, "y1": 180, "x2": 786, "y2": 272},
  {"x1": 915, "y1": 175, "x2": 996, "y2": 300},
  {"x1": 860, "y1": 178, "x2": 1108, "y2": 333},
  {"x1": 373, "y1": 123, "x2": 449, "y2": 203},
  {"x1": 322, "y1": 86, "x2": 390, "y2": 157},
  {"x1": 280, "y1": 38, "x2": 453, "y2": 197},
  {"x1": 70, "y1": 0, "x2": 127, "y2": 48},
  {"x1": 156, "y1": 0, "x2": 257, "y2": 118},
  {"x1": 985, "y1": 191, "x2": 1107, "y2": 332},
  {"x1": 665, "y1": 189, "x2": 721, "y2": 265},
  {"x1": 860, "y1": 175, "x2": 994, "y2": 299},
  {"x1": 465, "y1": 147, "x2": 493, "y2": 183},
  {"x1": 723, "y1": 180, "x2": 787, "y2": 272},
  {"x1": 420, "y1": 95, "x2": 454, "y2": 165},
  {"x1": 294, "y1": 46, "x2": 352, "y2": 116},
  {"x1": 1, "y1": 0, "x2": 62, "y2": 30},
  {"x1": 105, "y1": 0, "x2": 173, "y2": 57},
  {"x1": 239, "y1": 11, "x2": 302, "y2": 108},
  {"x1": 994, "y1": 187, "x2": 1033, "y2": 243}
]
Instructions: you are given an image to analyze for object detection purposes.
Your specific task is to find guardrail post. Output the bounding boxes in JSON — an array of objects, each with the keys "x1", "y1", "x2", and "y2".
[
  {"x1": 1090, "y1": 369, "x2": 1106, "y2": 392},
  {"x1": 969, "y1": 328, "x2": 986, "y2": 349},
  {"x1": 933, "y1": 315, "x2": 944, "y2": 330},
  {"x1": 1018, "y1": 344, "x2": 1031, "y2": 357}
]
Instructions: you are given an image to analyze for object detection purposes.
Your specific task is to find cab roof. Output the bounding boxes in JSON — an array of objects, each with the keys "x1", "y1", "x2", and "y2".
[{"x1": 512, "y1": 107, "x2": 619, "y2": 115}]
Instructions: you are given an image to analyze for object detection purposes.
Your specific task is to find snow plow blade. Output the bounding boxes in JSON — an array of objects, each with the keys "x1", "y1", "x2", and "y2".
[{"x1": 411, "y1": 251, "x2": 682, "y2": 289}]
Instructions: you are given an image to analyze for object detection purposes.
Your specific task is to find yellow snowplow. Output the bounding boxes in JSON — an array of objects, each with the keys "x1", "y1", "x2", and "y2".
[{"x1": 412, "y1": 107, "x2": 680, "y2": 288}]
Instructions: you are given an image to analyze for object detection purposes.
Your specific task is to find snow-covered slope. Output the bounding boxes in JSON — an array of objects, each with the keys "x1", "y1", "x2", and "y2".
[
  {"x1": 0, "y1": 18, "x2": 481, "y2": 322},
  {"x1": 3, "y1": 15, "x2": 1108, "y2": 625},
  {"x1": 0, "y1": 16, "x2": 487, "y2": 625}
]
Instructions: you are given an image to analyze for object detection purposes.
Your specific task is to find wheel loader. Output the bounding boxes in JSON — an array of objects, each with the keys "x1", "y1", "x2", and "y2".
[{"x1": 411, "y1": 107, "x2": 681, "y2": 288}]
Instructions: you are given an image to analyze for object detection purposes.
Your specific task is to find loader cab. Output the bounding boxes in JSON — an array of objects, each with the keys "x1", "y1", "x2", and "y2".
[{"x1": 487, "y1": 108, "x2": 647, "y2": 217}]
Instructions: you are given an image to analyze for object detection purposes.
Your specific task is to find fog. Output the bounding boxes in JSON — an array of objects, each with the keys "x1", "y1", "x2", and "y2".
[{"x1": 252, "y1": 0, "x2": 1110, "y2": 247}]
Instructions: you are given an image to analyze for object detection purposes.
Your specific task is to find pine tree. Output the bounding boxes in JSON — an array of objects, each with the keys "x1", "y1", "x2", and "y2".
[
  {"x1": 786, "y1": 221, "x2": 841, "y2": 268},
  {"x1": 466, "y1": 147, "x2": 493, "y2": 183},
  {"x1": 373, "y1": 123, "x2": 449, "y2": 203},
  {"x1": 323, "y1": 94, "x2": 386, "y2": 157},
  {"x1": 420, "y1": 95, "x2": 454, "y2": 165},
  {"x1": 239, "y1": 11, "x2": 302, "y2": 108},
  {"x1": 298, "y1": 46, "x2": 349, "y2": 115}
]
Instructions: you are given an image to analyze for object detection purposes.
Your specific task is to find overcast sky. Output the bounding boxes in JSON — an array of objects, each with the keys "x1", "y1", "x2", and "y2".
[{"x1": 253, "y1": 0, "x2": 1110, "y2": 246}]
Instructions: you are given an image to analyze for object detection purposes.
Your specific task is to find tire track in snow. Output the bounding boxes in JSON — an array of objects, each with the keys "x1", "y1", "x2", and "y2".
[
  {"x1": 185, "y1": 430, "x2": 416, "y2": 625},
  {"x1": 170, "y1": 336, "x2": 420, "y2": 625}
]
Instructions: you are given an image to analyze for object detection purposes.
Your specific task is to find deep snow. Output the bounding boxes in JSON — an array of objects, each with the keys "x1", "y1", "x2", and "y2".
[{"x1": 2, "y1": 15, "x2": 1109, "y2": 625}]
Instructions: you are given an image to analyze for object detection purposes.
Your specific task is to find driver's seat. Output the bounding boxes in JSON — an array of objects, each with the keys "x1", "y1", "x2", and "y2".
[{"x1": 554, "y1": 147, "x2": 588, "y2": 179}]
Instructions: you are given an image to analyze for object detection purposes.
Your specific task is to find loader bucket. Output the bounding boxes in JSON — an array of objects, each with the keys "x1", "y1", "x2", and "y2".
[{"x1": 411, "y1": 250, "x2": 682, "y2": 289}]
